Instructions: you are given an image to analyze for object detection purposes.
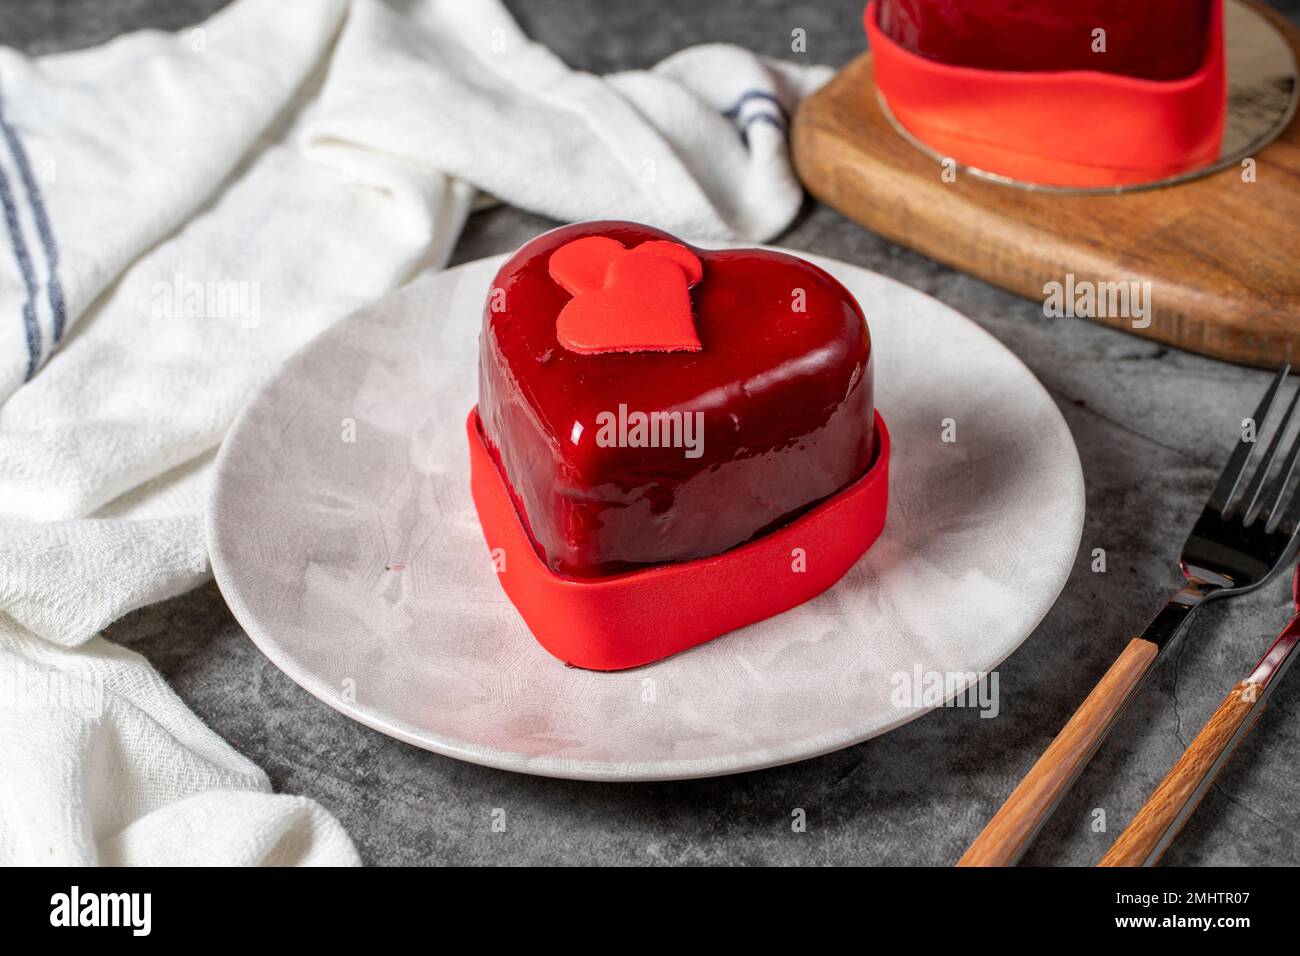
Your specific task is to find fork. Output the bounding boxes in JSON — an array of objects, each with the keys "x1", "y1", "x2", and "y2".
[{"x1": 958, "y1": 366, "x2": 1300, "y2": 867}]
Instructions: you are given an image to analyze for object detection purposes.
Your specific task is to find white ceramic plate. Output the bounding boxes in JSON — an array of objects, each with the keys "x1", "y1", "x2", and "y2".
[{"x1": 208, "y1": 249, "x2": 1084, "y2": 781}]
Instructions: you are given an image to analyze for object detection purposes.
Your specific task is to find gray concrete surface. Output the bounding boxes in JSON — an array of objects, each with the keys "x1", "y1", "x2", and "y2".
[{"x1": 6, "y1": 0, "x2": 1298, "y2": 866}]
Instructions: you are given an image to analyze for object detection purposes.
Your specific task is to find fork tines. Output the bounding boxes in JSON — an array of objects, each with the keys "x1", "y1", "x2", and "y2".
[{"x1": 1213, "y1": 365, "x2": 1300, "y2": 533}]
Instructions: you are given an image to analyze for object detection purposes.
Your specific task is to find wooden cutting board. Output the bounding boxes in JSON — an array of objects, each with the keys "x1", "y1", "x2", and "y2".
[{"x1": 792, "y1": 3, "x2": 1300, "y2": 369}]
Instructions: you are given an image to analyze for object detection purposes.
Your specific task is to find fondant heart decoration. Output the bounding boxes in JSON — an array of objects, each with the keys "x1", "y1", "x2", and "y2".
[
  {"x1": 548, "y1": 237, "x2": 703, "y2": 354},
  {"x1": 555, "y1": 251, "x2": 703, "y2": 355},
  {"x1": 547, "y1": 236, "x2": 627, "y2": 296},
  {"x1": 624, "y1": 240, "x2": 704, "y2": 287}
]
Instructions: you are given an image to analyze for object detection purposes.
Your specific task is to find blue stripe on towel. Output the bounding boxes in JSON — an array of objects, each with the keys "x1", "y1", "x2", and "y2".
[
  {"x1": 721, "y1": 88, "x2": 789, "y2": 146},
  {"x1": 0, "y1": 94, "x2": 65, "y2": 345},
  {"x1": 740, "y1": 111, "x2": 786, "y2": 146},
  {"x1": 0, "y1": 160, "x2": 41, "y2": 382},
  {"x1": 722, "y1": 89, "x2": 790, "y2": 124}
]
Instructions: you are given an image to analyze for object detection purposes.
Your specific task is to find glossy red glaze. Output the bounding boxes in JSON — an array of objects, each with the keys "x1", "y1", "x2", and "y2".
[
  {"x1": 478, "y1": 221, "x2": 874, "y2": 578},
  {"x1": 875, "y1": 0, "x2": 1215, "y2": 81}
]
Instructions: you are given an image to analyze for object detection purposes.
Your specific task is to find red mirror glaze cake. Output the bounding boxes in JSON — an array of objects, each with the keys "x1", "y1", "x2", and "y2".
[
  {"x1": 866, "y1": 0, "x2": 1227, "y2": 187},
  {"x1": 477, "y1": 221, "x2": 874, "y2": 578}
]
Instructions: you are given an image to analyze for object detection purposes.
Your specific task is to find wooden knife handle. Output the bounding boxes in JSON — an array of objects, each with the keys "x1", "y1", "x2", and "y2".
[
  {"x1": 1098, "y1": 680, "x2": 1263, "y2": 867},
  {"x1": 958, "y1": 637, "x2": 1159, "y2": 867}
]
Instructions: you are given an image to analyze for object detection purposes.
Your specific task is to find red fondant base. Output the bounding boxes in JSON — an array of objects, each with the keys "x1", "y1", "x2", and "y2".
[{"x1": 467, "y1": 408, "x2": 891, "y2": 671}]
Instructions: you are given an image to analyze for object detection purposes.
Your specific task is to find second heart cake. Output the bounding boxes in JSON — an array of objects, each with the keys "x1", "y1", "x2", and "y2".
[{"x1": 477, "y1": 220, "x2": 876, "y2": 578}]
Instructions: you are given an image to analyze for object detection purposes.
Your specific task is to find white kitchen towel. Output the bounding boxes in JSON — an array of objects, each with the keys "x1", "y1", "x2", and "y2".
[{"x1": 0, "y1": 0, "x2": 829, "y2": 865}]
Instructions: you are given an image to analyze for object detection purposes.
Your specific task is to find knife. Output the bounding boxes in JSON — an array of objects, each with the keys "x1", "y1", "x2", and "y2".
[{"x1": 1099, "y1": 564, "x2": 1300, "y2": 867}]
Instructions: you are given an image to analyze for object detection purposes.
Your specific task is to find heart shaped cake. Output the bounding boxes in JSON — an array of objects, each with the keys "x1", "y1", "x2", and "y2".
[
  {"x1": 866, "y1": 0, "x2": 1226, "y2": 188},
  {"x1": 478, "y1": 221, "x2": 874, "y2": 577},
  {"x1": 469, "y1": 221, "x2": 889, "y2": 669}
]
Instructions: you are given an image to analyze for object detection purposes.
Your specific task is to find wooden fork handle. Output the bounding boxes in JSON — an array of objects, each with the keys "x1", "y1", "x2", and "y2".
[
  {"x1": 958, "y1": 637, "x2": 1159, "y2": 867},
  {"x1": 1098, "y1": 680, "x2": 1263, "y2": 867}
]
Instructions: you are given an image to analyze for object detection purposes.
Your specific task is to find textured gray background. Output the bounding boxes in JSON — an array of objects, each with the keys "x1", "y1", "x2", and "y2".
[{"x1": 7, "y1": 0, "x2": 1299, "y2": 866}]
